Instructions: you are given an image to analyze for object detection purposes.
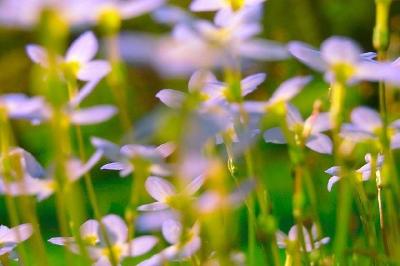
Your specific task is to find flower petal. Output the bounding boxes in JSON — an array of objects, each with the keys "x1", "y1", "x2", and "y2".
[
  {"x1": 26, "y1": 45, "x2": 48, "y2": 67},
  {"x1": 321, "y1": 36, "x2": 361, "y2": 65},
  {"x1": 263, "y1": 128, "x2": 286, "y2": 144},
  {"x1": 77, "y1": 60, "x2": 111, "y2": 81},
  {"x1": 70, "y1": 105, "x2": 117, "y2": 125},
  {"x1": 65, "y1": 31, "x2": 98, "y2": 63},
  {"x1": 306, "y1": 134, "x2": 333, "y2": 154},
  {"x1": 102, "y1": 214, "x2": 127, "y2": 244},
  {"x1": 241, "y1": 73, "x2": 266, "y2": 96},
  {"x1": 351, "y1": 106, "x2": 382, "y2": 133},
  {"x1": 288, "y1": 41, "x2": 326, "y2": 71},
  {"x1": 128, "y1": 236, "x2": 158, "y2": 257},
  {"x1": 156, "y1": 89, "x2": 186, "y2": 108},
  {"x1": 268, "y1": 76, "x2": 311, "y2": 106},
  {"x1": 145, "y1": 176, "x2": 176, "y2": 202},
  {"x1": 137, "y1": 202, "x2": 169, "y2": 211},
  {"x1": 162, "y1": 219, "x2": 182, "y2": 244}
]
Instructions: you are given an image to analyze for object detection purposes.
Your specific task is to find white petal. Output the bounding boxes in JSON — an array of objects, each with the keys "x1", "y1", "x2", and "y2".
[
  {"x1": 306, "y1": 134, "x2": 333, "y2": 154},
  {"x1": 241, "y1": 73, "x2": 266, "y2": 96},
  {"x1": 69, "y1": 79, "x2": 101, "y2": 107},
  {"x1": 286, "y1": 104, "x2": 303, "y2": 129},
  {"x1": 145, "y1": 176, "x2": 176, "y2": 202},
  {"x1": 65, "y1": 31, "x2": 98, "y2": 63},
  {"x1": 190, "y1": 0, "x2": 225, "y2": 11},
  {"x1": 0, "y1": 224, "x2": 33, "y2": 243},
  {"x1": 263, "y1": 128, "x2": 286, "y2": 144},
  {"x1": 304, "y1": 112, "x2": 331, "y2": 134},
  {"x1": 137, "y1": 202, "x2": 169, "y2": 211},
  {"x1": 239, "y1": 39, "x2": 289, "y2": 61},
  {"x1": 184, "y1": 175, "x2": 205, "y2": 195},
  {"x1": 327, "y1": 176, "x2": 340, "y2": 192},
  {"x1": 188, "y1": 70, "x2": 217, "y2": 92},
  {"x1": 162, "y1": 219, "x2": 182, "y2": 244},
  {"x1": 268, "y1": 76, "x2": 311, "y2": 105},
  {"x1": 288, "y1": 41, "x2": 326, "y2": 71},
  {"x1": 391, "y1": 132, "x2": 400, "y2": 150},
  {"x1": 102, "y1": 214, "x2": 127, "y2": 244},
  {"x1": 156, "y1": 142, "x2": 175, "y2": 158},
  {"x1": 321, "y1": 36, "x2": 361, "y2": 65},
  {"x1": 77, "y1": 60, "x2": 111, "y2": 81},
  {"x1": 48, "y1": 237, "x2": 74, "y2": 246},
  {"x1": 119, "y1": 0, "x2": 166, "y2": 19},
  {"x1": 80, "y1": 220, "x2": 99, "y2": 240},
  {"x1": 156, "y1": 89, "x2": 186, "y2": 108},
  {"x1": 351, "y1": 106, "x2": 382, "y2": 133},
  {"x1": 70, "y1": 105, "x2": 117, "y2": 125},
  {"x1": 127, "y1": 236, "x2": 158, "y2": 257},
  {"x1": 26, "y1": 45, "x2": 48, "y2": 67}
]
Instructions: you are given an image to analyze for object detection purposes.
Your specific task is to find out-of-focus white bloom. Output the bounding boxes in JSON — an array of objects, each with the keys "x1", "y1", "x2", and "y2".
[
  {"x1": 0, "y1": 0, "x2": 165, "y2": 29},
  {"x1": 0, "y1": 148, "x2": 103, "y2": 201},
  {"x1": 120, "y1": 6, "x2": 288, "y2": 76},
  {"x1": 340, "y1": 106, "x2": 400, "y2": 149},
  {"x1": 49, "y1": 214, "x2": 158, "y2": 266},
  {"x1": 138, "y1": 219, "x2": 201, "y2": 266},
  {"x1": 325, "y1": 153, "x2": 384, "y2": 192},
  {"x1": 276, "y1": 223, "x2": 329, "y2": 252},
  {"x1": 196, "y1": 180, "x2": 254, "y2": 214},
  {"x1": 138, "y1": 175, "x2": 205, "y2": 212},
  {"x1": 263, "y1": 104, "x2": 333, "y2": 154},
  {"x1": 289, "y1": 36, "x2": 400, "y2": 85},
  {"x1": 190, "y1": 0, "x2": 267, "y2": 12},
  {"x1": 27, "y1": 31, "x2": 111, "y2": 82},
  {"x1": 156, "y1": 70, "x2": 266, "y2": 108},
  {"x1": 91, "y1": 137, "x2": 174, "y2": 177},
  {"x1": 0, "y1": 94, "x2": 51, "y2": 125},
  {"x1": 0, "y1": 223, "x2": 33, "y2": 258}
]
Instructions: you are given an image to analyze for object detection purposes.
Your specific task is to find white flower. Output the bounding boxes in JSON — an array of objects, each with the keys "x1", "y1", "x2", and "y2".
[
  {"x1": 27, "y1": 31, "x2": 110, "y2": 82},
  {"x1": 190, "y1": 0, "x2": 267, "y2": 12},
  {"x1": 138, "y1": 175, "x2": 205, "y2": 212},
  {"x1": 276, "y1": 223, "x2": 329, "y2": 252},
  {"x1": 138, "y1": 219, "x2": 201, "y2": 266},
  {"x1": 0, "y1": 224, "x2": 33, "y2": 258},
  {"x1": 49, "y1": 214, "x2": 158, "y2": 266}
]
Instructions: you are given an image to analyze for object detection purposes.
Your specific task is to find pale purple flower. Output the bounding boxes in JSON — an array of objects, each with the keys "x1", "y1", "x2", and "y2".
[
  {"x1": 91, "y1": 137, "x2": 174, "y2": 177},
  {"x1": 0, "y1": 149, "x2": 103, "y2": 201},
  {"x1": 340, "y1": 106, "x2": 400, "y2": 149},
  {"x1": 190, "y1": 0, "x2": 266, "y2": 12},
  {"x1": 156, "y1": 70, "x2": 266, "y2": 108},
  {"x1": 0, "y1": 224, "x2": 33, "y2": 259},
  {"x1": 263, "y1": 104, "x2": 333, "y2": 154},
  {"x1": 276, "y1": 223, "x2": 329, "y2": 252},
  {"x1": 120, "y1": 7, "x2": 288, "y2": 75},
  {"x1": 0, "y1": 94, "x2": 50, "y2": 125},
  {"x1": 288, "y1": 36, "x2": 400, "y2": 85},
  {"x1": 325, "y1": 153, "x2": 384, "y2": 191},
  {"x1": 0, "y1": 0, "x2": 165, "y2": 29},
  {"x1": 241, "y1": 76, "x2": 311, "y2": 114},
  {"x1": 138, "y1": 219, "x2": 201, "y2": 266},
  {"x1": 49, "y1": 214, "x2": 158, "y2": 266},
  {"x1": 27, "y1": 31, "x2": 110, "y2": 82},
  {"x1": 138, "y1": 175, "x2": 205, "y2": 212}
]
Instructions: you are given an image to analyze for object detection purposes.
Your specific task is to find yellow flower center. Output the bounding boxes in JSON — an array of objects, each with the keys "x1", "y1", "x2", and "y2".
[{"x1": 102, "y1": 244, "x2": 122, "y2": 262}]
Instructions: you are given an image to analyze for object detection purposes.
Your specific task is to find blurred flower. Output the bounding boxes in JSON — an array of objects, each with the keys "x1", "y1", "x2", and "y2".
[
  {"x1": 0, "y1": 94, "x2": 50, "y2": 125},
  {"x1": 27, "y1": 31, "x2": 111, "y2": 82},
  {"x1": 289, "y1": 36, "x2": 400, "y2": 85},
  {"x1": 340, "y1": 106, "x2": 400, "y2": 149},
  {"x1": 138, "y1": 219, "x2": 200, "y2": 266},
  {"x1": 0, "y1": 148, "x2": 103, "y2": 201},
  {"x1": 138, "y1": 175, "x2": 204, "y2": 211},
  {"x1": 196, "y1": 179, "x2": 254, "y2": 214},
  {"x1": 0, "y1": 0, "x2": 165, "y2": 29},
  {"x1": 91, "y1": 137, "x2": 174, "y2": 177},
  {"x1": 241, "y1": 75, "x2": 311, "y2": 113},
  {"x1": 325, "y1": 153, "x2": 383, "y2": 192},
  {"x1": 263, "y1": 104, "x2": 333, "y2": 154},
  {"x1": 49, "y1": 214, "x2": 158, "y2": 266},
  {"x1": 190, "y1": 0, "x2": 266, "y2": 12},
  {"x1": 156, "y1": 70, "x2": 266, "y2": 108},
  {"x1": 0, "y1": 224, "x2": 33, "y2": 259},
  {"x1": 120, "y1": 6, "x2": 288, "y2": 76},
  {"x1": 276, "y1": 223, "x2": 329, "y2": 252}
]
